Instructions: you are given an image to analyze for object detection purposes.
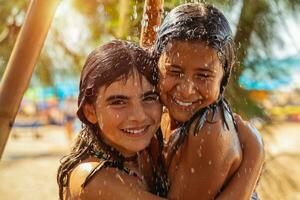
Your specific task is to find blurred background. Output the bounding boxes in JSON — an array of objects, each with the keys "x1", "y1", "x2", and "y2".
[{"x1": 0, "y1": 0, "x2": 300, "y2": 199}]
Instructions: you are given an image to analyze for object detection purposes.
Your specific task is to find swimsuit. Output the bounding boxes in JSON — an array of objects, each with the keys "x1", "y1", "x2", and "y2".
[{"x1": 81, "y1": 130, "x2": 169, "y2": 197}]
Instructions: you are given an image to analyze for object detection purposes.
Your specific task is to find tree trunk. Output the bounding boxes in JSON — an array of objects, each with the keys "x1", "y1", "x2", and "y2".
[
  {"x1": 117, "y1": 0, "x2": 130, "y2": 39},
  {"x1": 0, "y1": 0, "x2": 59, "y2": 159},
  {"x1": 140, "y1": 0, "x2": 164, "y2": 48},
  {"x1": 233, "y1": 0, "x2": 269, "y2": 81}
]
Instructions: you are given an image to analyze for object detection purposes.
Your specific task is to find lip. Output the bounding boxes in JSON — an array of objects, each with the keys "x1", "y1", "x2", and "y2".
[
  {"x1": 170, "y1": 96, "x2": 201, "y2": 111},
  {"x1": 120, "y1": 125, "x2": 150, "y2": 138}
]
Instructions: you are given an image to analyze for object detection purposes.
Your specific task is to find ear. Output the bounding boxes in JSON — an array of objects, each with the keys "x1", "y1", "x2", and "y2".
[{"x1": 83, "y1": 103, "x2": 98, "y2": 124}]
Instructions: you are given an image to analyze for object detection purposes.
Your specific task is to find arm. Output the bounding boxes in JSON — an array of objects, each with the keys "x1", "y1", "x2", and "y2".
[
  {"x1": 68, "y1": 162, "x2": 166, "y2": 200},
  {"x1": 216, "y1": 115, "x2": 265, "y2": 200}
]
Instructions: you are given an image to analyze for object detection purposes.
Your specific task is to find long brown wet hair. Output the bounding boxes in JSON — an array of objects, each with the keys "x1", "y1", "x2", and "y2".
[{"x1": 57, "y1": 40, "x2": 165, "y2": 199}]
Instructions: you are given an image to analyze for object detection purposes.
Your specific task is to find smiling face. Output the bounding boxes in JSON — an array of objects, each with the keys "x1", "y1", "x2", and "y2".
[
  {"x1": 158, "y1": 40, "x2": 224, "y2": 123},
  {"x1": 83, "y1": 69, "x2": 162, "y2": 157}
]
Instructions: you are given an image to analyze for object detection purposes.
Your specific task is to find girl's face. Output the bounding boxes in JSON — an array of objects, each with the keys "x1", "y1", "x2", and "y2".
[
  {"x1": 158, "y1": 40, "x2": 224, "y2": 123},
  {"x1": 84, "y1": 69, "x2": 162, "y2": 157}
]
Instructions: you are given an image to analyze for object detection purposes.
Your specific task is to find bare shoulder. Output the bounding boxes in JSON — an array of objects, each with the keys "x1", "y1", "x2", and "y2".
[
  {"x1": 188, "y1": 110, "x2": 233, "y2": 150},
  {"x1": 68, "y1": 160, "x2": 163, "y2": 200},
  {"x1": 233, "y1": 114, "x2": 264, "y2": 148},
  {"x1": 68, "y1": 160, "x2": 131, "y2": 199},
  {"x1": 188, "y1": 110, "x2": 244, "y2": 170},
  {"x1": 68, "y1": 160, "x2": 102, "y2": 199}
]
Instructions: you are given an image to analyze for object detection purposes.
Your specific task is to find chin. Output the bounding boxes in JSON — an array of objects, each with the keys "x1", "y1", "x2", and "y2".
[
  {"x1": 129, "y1": 141, "x2": 151, "y2": 153},
  {"x1": 171, "y1": 113, "x2": 192, "y2": 123},
  {"x1": 168, "y1": 109, "x2": 193, "y2": 122}
]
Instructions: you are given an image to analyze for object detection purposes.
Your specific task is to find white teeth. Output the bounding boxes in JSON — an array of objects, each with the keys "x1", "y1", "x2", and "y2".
[
  {"x1": 122, "y1": 127, "x2": 146, "y2": 134},
  {"x1": 173, "y1": 98, "x2": 193, "y2": 106}
]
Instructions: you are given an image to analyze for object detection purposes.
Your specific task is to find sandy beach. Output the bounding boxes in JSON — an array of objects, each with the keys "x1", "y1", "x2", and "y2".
[{"x1": 0, "y1": 122, "x2": 300, "y2": 199}]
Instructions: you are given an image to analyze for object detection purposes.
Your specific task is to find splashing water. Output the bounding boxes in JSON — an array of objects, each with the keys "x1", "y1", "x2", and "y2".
[{"x1": 190, "y1": 167, "x2": 195, "y2": 173}]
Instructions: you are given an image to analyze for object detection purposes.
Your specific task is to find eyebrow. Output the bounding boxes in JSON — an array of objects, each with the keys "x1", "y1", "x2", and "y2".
[
  {"x1": 106, "y1": 90, "x2": 158, "y2": 102},
  {"x1": 165, "y1": 64, "x2": 182, "y2": 70},
  {"x1": 167, "y1": 63, "x2": 214, "y2": 74},
  {"x1": 106, "y1": 95, "x2": 129, "y2": 102}
]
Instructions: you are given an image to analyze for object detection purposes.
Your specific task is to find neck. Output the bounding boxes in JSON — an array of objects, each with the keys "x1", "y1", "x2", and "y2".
[
  {"x1": 98, "y1": 136, "x2": 137, "y2": 162},
  {"x1": 170, "y1": 118, "x2": 181, "y2": 130}
]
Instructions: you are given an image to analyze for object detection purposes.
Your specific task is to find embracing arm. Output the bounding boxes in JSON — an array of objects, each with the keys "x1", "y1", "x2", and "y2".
[
  {"x1": 68, "y1": 162, "x2": 166, "y2": 200},
  {"x1": 216, "y1": 115, "x2": 265, "y2": 200}
]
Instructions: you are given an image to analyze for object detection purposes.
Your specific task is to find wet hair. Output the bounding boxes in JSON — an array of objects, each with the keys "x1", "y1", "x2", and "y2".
[
  {"x1": 77, "y1": 40, "x2": 158, "y2": 124},
  {"x1": 155, "y1": 3, "x2": 235, "y2": 95},
  {"x1": 57, "y1": 40, "x2": 168, "y2": 199},
  {"x1": 154, "y1": 3, "x2": 237, "y2": 153}
]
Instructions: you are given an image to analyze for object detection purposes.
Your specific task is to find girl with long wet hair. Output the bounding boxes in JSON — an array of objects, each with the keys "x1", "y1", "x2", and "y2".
[
  {"x1": 151, "y1": 3, "x2": 264, "y2": 200},
  {"x1": 57, "y1": 40, "x2": 169, "y2": 200}
]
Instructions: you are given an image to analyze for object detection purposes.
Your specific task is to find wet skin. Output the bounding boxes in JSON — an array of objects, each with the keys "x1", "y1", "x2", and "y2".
[
  {"x1": 158, "y1": 40, "x2": 263, "y2": 200},
  {"x1": 158, "y1": 40, "x2": 223, "y2": 124},
  {"x1": 84, "y1": 69, "x2": 162, "y2": 157},
  {"x1": 67, "y1": 70, "x2": 168, "y2": 200}
]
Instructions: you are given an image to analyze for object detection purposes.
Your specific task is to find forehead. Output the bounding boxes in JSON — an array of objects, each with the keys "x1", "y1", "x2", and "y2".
[
  {"x1": 98, "y1": 70, "x2": 154, "y2": 97},
  {"x1": 163, "y1": 40, "x2": 221, "y2": 69}
]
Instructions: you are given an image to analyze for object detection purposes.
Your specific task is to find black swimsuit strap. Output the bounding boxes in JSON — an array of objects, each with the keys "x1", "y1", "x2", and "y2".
[
  {"x1": 81, "y1": 151, "x2": 139, "y2": 188},
  {"x1": 93, "y1": 129, "x2": 138, "y2": 163}
]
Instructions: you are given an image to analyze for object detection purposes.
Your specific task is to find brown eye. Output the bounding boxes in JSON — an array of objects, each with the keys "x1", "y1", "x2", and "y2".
[
  {"x1": 167, "y1": 70, "x2": 183, "y2": 77},
  {"x1": 196, "y1": 73, "x2": 211, "y2": 79},
  {"x1": 110, "y1": 99, "x2": 126, "y2": 106},
  {"x1": 143, "y1": 93, "x2": 159, "y2": 102}
]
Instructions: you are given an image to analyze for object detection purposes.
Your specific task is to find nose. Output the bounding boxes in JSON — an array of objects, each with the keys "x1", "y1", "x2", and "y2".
[
  {"x1": 177, "y1": 77, "x2": 197, "y2": 98},
  {"x1": 128, "y1": 101, "x2": 147, "y2": 123}
]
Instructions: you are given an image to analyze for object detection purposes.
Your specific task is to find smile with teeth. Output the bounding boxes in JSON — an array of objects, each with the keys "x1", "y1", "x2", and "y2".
[
  {"x1": 121, "y1": 126, "x2": 149, "y2": 136},
  {"x1": 172, "y1": 97, "x2": 200, "y2": 108}
]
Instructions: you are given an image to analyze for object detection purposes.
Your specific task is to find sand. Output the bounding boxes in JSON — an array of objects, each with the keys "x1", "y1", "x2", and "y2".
[{"x1": 0, "y1": 122, "x2": 299, "y2": 199}]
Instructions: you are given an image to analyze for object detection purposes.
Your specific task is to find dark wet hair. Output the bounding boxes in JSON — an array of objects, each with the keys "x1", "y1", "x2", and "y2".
[
  {"x1": 155, "y1": 3, "x2": 235, "y2": 95},
  {"x1": 77, "y1": 40, "x2": 158, "y2": 125},
  {"x1": 155, "y1": 3, "x2": 237, "y2": 155},
  {"x1": 57, "y1": 40, "x2": 168, "y2": 199}
]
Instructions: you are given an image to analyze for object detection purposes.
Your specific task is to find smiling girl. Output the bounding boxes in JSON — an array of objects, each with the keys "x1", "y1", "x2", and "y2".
[
  {"x1": 57, "y1": 40, "x2": 169, "y2": 200},
  {"x1": 152, "y1": 3, "x2": 264, "y2": 200}
]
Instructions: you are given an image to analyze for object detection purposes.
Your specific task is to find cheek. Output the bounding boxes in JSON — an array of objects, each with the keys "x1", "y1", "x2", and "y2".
[
  {"x1": 97, "y1": 109, "x2": 126, "y2": 130},
  {"x1": 159, "y1": 75, "x2": 177, "y2": 94},
  {"x1": 146, "y1": 103, "x2": 162, "y2": 124},
  {"x1": 201, "y1": 80, "x2": 221, "y2": 101}
]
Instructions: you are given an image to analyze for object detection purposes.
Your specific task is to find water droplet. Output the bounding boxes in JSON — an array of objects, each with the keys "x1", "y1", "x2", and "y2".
[
  {"x1": 190, "y1": 168, "x2": 195, "y2": 173},
  {"x1": 208, "y1": 160, "x2": 212, "y2": 165}
]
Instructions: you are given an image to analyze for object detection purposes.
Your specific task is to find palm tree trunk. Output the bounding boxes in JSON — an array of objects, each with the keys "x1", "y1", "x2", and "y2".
[
  {"x1": 140, "y1": 0, "x2": 164, "y2": 48},
  {"x1": 117, "y1": 0, "x2": 130, "y2": 39},
  {"x1": 0, "y1": 0, "x2": 59, "y2": 159},
  {"x1": 233, "y1": 0, "x2": 268, "y2": 82},
  {"x1": 226, "y1": 0, "x2": 268, "y2": 118}
]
